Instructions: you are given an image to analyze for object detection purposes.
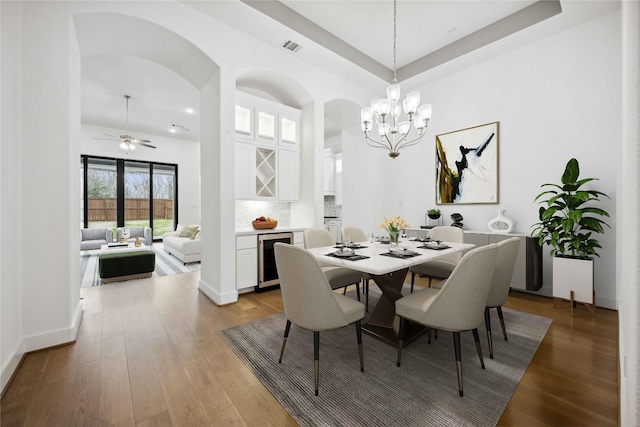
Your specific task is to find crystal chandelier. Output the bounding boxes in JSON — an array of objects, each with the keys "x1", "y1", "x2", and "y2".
[{"x1": 360, "y1": 0, "x2": 432, "y2": 159}]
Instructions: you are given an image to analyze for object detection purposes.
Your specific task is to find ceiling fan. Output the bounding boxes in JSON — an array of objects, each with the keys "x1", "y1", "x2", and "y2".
[{"x1": 94, "y1": 95, "x2": 156, "y2": 151}]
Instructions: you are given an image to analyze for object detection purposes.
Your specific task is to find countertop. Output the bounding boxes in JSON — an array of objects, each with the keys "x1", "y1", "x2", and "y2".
[{"x1": 236, "y1": 226, "x2": 307, "y2": 236}]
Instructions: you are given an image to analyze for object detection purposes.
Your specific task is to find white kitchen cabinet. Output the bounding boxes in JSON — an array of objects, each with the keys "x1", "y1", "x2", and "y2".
[
  {"x1": 235, "y1": 92, "x2": 301, "y2": 148},
  {"x1": 235, "y1": 143, "x2": 299, "y2": 201},
  {"x1": 326, "y1": 219, "x2": 342, "y2": 244},
  {"x1": 323, "y1": 148, "x2": 335, "y2": 195},
  {"x1": 278, "y1": 149, "x2": 299, "y2": 201},
  {"x1": 334, "y1": 152, "x2": 343, "y2": 205},
  {"x1": 293, "y1": 231, "x2": 304, "y2": 248},
  {"x1": 236, "y1": 235, "x2": 257, "y2": 291}
]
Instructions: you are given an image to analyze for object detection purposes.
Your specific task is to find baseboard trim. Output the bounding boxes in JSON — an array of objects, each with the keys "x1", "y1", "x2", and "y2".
[
  {"x1": 198, "y1": 279, "x2": 238, "y2": 306},
  {"x1": 1, "y1": 341, "x2": 25, "y2": 396},
  {"x1": 23, "y1": 301, "x2": 84, "y2": 352}
]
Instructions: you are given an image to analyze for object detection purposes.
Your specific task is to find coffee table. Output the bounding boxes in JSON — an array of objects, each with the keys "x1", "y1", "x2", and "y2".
[{"x1": 100, "y1": 242, "x2": 149, "y2": 253}]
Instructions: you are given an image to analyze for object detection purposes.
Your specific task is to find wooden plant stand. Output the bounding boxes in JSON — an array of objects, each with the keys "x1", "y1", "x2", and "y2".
[{"x1": 553, "y1": 290, "x2": 596, "y2": 317}]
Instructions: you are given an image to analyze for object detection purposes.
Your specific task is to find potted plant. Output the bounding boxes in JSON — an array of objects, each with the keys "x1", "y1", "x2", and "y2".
[
  {"x1": 427, "y1": 208, "x2": 441, "y2": 220},
  {"x1": 531, "y1": 158, "x2": 610, "y2": 308}
]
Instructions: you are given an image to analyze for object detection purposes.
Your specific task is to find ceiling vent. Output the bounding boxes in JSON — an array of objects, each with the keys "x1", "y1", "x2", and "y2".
[{"x1": 282, "y1": 40, "x2": 302, "y2": 53}]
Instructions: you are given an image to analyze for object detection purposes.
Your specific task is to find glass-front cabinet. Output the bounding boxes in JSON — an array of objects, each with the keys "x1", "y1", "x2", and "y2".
[{"x1": 234, "y1": 92, "x2": 301, "y2": 201}]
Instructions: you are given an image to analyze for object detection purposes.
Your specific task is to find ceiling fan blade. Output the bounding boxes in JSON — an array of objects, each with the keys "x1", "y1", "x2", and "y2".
[
  {"x1": 130, "y1": 138, "x2": 151, "y2": 143},
  {"x1": 104, "y1": 134, "x2": 121, "y2": 139},
  {"x1": 136, "y1": 142, "x2": 157, "y2": 149},
  {"x1": 93, "y1": 137, "x2": 120, "y2": 141}
]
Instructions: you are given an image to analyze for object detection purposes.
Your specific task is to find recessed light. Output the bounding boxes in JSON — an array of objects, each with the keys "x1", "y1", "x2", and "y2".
[
  {"x1": 184, "y1": 108, "x2": 194, "y2": 114},
  {"x1": 169, "y1": 128, "x2": 177, "y2": 133}
]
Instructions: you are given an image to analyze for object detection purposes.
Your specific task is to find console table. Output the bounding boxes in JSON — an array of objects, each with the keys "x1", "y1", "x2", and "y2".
[{"x1": 404, "y1": 228, "x2": 542, "y2": 292}]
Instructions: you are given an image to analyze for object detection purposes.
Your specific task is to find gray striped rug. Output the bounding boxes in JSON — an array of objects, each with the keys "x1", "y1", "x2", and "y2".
[
  {"x1": 219, "y1": 287, "x2": 551, "y2": 427},
  {"x1": 80, "y1": 245, "x2": 200, "y2": 287}
]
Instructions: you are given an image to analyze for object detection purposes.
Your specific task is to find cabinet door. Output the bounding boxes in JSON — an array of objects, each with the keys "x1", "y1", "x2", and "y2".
[
  {"x1": 335, "y1": 173, "x2": 343, "y2": 205},
  {"x1": 278, "y1": 150, "x2": 299, "y2": 201},
  {"x1": 235, "y1": 102, "x2": 254, "y2": 140},
  {"x1": 236, "y1": 248, "x2": 257, "y2": 290},
  {"x1": 280, "y1": 114, "x2": 300, "y2": 149},
  {"x1": 256, "y1": 108, "x2": 278, "y2": 145},
  {"x1": 235, "y1": 143, "x2": 255, "y2": 199},
  {"x1": 323, "y1": 149, "x2": 335, "y2": 194}
]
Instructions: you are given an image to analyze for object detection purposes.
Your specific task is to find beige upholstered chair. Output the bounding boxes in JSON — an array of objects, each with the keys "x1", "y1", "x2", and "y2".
[
  {"x1": 409, "y1": 226, "x2": 464, "y2": 292},
  {"x1": 274, "y1": 243, "x2": 365, "y2": 396},
  {"x1": 341, "y1": 226, "x2": 371, "y2": 311},
  {"x1": 303, "y1": 228, "x2": 363, "y2": 301},
  {"x1": 396, "y1": 244, "x2": 498, "y2": 397},
  {"x1": 485, "y1": 237, "x2": 520, "y2": 359}
]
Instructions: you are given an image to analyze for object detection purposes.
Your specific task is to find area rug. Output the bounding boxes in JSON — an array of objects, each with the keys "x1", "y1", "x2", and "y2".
[
  {"x1": 80, "y1": 246, "x2": 200, "y2": 287},
  {"x1": 219, "y1": 287, "x2": 552, "y2": 427}
]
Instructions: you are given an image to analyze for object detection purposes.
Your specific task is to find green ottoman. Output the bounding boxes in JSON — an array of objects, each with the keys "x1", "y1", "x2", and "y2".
[{"x1": 98, "y1": 250, "x2": 156, "y2": 283}]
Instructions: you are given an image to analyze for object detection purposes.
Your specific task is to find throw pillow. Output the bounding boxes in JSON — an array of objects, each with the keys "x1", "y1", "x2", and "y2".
[
  {"x1": 178, "y1": 225, "x2": 199, "y2": 238},
  {"x1": 191, "y1": 230, "x2": 201, "y2": 240}
]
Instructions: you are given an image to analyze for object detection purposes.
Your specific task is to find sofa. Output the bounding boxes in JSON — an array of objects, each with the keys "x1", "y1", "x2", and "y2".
[
  {"x1": 117, "y1": 227, "x2": 153, "y2": 246},
  {"x1": 80, "y1": 228, "x2": 112, "y2": 250},
  {"x1": 162, "y1": 224, "x2": 201, "y2": 264}
]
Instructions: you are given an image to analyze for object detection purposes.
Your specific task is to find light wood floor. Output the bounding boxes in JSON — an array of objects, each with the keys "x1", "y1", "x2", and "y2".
[{"x1": 1, "y1": 272, "x2": 619, "y2": 426}]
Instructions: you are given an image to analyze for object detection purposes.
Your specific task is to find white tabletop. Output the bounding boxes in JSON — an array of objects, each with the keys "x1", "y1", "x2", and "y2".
[{"x1": 306, "y1": 240, "x2": 475, "y2": 275}]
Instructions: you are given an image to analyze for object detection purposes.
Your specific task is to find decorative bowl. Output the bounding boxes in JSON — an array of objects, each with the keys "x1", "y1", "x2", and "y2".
[{"x1": 252, "y1": 220, "x2": 278, "y2": 230}]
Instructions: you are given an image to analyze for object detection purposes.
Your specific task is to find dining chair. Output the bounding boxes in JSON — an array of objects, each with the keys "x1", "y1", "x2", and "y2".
[
  {"x1": 396, "y1": 244, "x2": 498, "y2": 397},
  {"x1": 409, "y1": 226, "x2": 464, "y2": 292},
  {"x1": 341, "y1": 226, "x2": 371, "y2": 312},
  {"x1": 485, "y1": 237, "x2": 520, "y2": 359},
  {"x1": 274, "y1": 243, "x2": 365, "y2": 396},
  {"x1": 303, "y1": 228, "x2": 363, "y2": 301}
]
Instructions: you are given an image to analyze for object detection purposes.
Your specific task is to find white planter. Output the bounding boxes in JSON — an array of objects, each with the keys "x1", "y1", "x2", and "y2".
[{"x1": 552, "y1": 256, "x2": 594, "y2": 304}]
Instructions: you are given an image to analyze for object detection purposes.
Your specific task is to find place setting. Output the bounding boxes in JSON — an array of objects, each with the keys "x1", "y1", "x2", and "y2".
[
  {"x1": 417, "y1": 239, "x2": 451, "y2": 250},
  {"x1": 325, "y1": 246, "x2": 370, "y2": 261}
]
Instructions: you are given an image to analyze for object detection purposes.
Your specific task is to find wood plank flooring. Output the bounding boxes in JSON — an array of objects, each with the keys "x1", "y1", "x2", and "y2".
[{"x1": 1, "y1": 272, "x2": 619, "y2": 426}]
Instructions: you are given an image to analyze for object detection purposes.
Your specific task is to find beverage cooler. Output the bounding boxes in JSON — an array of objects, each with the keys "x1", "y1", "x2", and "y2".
[{"x1": 256, "y1": 232, "x2": 294, "y2": 292}]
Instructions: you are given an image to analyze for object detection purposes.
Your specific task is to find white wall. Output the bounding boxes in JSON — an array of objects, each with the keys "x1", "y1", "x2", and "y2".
[
  {"x1": 343, "y1": 11, "x2": 621, "y2": 308},
  {"x1": 81, "y1": 124, "x2": 201, "y2": 226}
]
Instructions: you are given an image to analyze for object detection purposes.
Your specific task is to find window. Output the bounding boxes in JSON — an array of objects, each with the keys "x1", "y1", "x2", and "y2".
[{"x1": 81, "y1": 156, "x2": 178, "y2": 240}]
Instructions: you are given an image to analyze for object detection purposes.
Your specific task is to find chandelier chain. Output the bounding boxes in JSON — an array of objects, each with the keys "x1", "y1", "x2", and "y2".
[{"x1": 392, "y1": 0, "x2": 397, "y2": 84}]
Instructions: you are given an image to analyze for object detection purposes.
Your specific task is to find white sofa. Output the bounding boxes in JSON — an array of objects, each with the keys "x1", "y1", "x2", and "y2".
[{"x1": 162, "y1": 224, "x2": 201, "y2": 264}]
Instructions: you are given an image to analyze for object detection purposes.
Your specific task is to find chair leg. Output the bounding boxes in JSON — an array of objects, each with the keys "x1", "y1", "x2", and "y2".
[
  {"x1": 484, "y1": 307, "x2": 494, "y2": 359},
  {"x1": 428, "y1": 277, "x2": 433, "y2": 288},
  {"x1": 365, "y1": 279, "x2": 369, "y2": 312},
  {"x1": 278, "y1": 319, "x2": 291, "y2": 363},
  {"x1": 497, "y1": 306, "x2": 508, "y2": 341},
  {"x1": 355, "y1": 320, "x2": 364, "y2": 372},
  {"x1": 453, "y1": 332, "x2": 463, "y2": 397},
  {"x1": 397, "y1": 317, "x2": 405, "y2": 367},
  {"x1": 410, "y1": 272, "x2": 415, "y2": 293},
  {"x1": 314, "y1": 331, "x2": 320, "y2": 396},
  {"x1": 356, "y1": 281, "x2": 361, "y2": 301},
  {"x1": 472, "y1": 328, "x2": 485, "y2": 369}
]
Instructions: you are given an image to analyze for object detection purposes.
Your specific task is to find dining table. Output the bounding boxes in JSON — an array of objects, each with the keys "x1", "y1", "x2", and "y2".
[{"x1": 306, "y1": 238, "x2": 475, "y2": 347}]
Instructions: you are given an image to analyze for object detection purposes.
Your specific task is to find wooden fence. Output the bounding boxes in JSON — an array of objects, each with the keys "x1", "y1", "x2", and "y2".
[{"x1": 88, "y1": 198, "x2": 173, "y2": 221}]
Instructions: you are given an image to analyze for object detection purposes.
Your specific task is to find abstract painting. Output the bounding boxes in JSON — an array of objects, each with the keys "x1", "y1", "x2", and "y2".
[{"x1": 436, "y1": 122, "x2": 499, "y2": 204}]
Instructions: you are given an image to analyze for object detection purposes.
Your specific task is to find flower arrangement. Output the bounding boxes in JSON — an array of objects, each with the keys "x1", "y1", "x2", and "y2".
[{"x1": 379, "y1": 215, "x2": 410, "y2": 233}]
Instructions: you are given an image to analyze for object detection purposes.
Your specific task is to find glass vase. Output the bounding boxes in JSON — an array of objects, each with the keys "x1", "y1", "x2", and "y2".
[{"x1": 389, "y1": 230, "x2": 400, "y2": 247}]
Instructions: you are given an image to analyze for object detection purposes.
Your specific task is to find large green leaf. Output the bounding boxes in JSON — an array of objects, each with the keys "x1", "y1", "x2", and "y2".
[{"x1": 561, "y1": 158, "x2": 580, "y2": 184}]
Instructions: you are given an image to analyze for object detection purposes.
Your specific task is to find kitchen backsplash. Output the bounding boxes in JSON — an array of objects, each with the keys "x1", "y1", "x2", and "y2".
[
  {"x1": 324, "y1": 195, "x2": 342, "y2": 218},
  {"x1": 236, "y1": 201, "x2": 291, "y2": 228}
]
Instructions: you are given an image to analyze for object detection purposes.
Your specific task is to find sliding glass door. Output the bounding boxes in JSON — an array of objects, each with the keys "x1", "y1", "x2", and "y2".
[
  {"x1": 152, "y1": 164, "x2": 177, "y2": 239},
  {"x1": 124, "y1": 161, "x2": 151, "y2": 229},
  {"x1": 81, "y1": 156, "x2": 178, "y2": 240},
  {"x1": 83, "y1": 157, "x2": 118, "y2": 240}
]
